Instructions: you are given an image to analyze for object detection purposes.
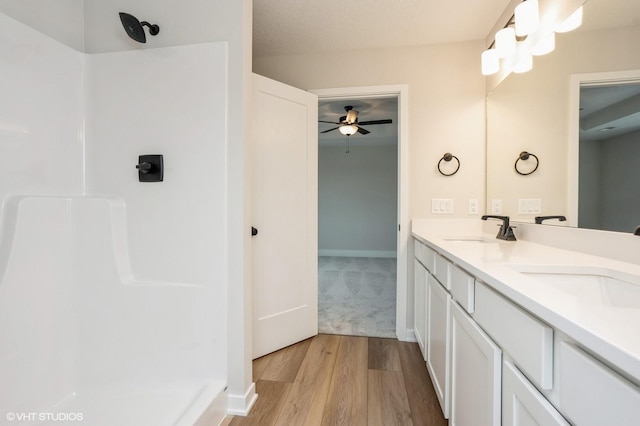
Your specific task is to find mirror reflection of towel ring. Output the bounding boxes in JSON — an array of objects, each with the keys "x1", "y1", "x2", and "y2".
[
  {"x1": 438, "y1": 153, "x2": 460, "y2": 176},
  {"x1": 515, "y1": 151, "x2": 539, "y2": 176}
]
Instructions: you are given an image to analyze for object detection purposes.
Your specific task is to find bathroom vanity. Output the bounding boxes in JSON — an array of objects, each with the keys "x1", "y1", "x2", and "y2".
[{"x1": 412, "y1": 220, "x2": 640, "y2": 425}]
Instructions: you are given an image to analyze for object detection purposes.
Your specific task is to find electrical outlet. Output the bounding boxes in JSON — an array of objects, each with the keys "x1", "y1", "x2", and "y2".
[
  {"x1": 468, "y1": 199, "x2": 479, "y2": 214},
  {"x1": 491, "y1": 199, "x2": 502, "y2": 214}
]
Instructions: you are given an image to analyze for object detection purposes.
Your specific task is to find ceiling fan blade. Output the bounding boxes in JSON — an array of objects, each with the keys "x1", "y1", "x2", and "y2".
[
  {"x1": 319, "y1": 120, "x2": 341, "y2": 124},
  {"x1": 321, "y1": 127, "x2": 340, "y2": 133},
  {"x1": 357, "y1": 126, "x2": 370, "y2": 135},
  {"x1": 358, "y1": 119, "x2": 393, "y2": 125}
]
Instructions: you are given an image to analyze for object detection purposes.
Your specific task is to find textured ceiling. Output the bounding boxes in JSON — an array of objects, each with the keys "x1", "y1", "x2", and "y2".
[{"x1": 253, "y1": 0, "x2": 512, "y2": 58}]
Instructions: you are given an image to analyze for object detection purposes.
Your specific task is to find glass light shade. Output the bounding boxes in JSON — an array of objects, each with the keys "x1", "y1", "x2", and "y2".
[
  {"x1": 495, "y1": 27, "x2": 516, "y2": 58},
  {"x1": 512, "y1": 43, "x2": 533, "y2": 73},
  {"x1": 556, "y1": 6, "x2": 583, "y2": 33},
  {"x1": 339, "y1": 124, "x2": 358, "y2": 136},
  {"x1": 531, "y1": 32, "x2": 555, "y2": 56},
  {"x1": 515, "y1": 0, "x2": 540, "y2": 36},
  {"x1": 481, "y1": 49, "x2": 500, "y2": 75}
]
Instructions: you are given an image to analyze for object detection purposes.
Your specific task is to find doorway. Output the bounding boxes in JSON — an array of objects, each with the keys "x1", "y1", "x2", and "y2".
[{"x1": 312, "y1": 85, "x2": 410, "y2": 340}]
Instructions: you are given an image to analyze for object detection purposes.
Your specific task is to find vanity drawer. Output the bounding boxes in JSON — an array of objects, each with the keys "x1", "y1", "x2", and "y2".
[
  {"x1": 558, "y1": 342, "x2": 640, "y2": 426},
  {"x1": 434, "y1": 253, "x2": 451, "y2": 290},
  {"x1": 414, "y1": 239, "x2": 435, "y2": 272},
  {"x1": 474, "y1": 282, "x2": 553, "y2": 390},
  {"x1": 450, "y1": 263, "x2": 475, "y2": 313}
]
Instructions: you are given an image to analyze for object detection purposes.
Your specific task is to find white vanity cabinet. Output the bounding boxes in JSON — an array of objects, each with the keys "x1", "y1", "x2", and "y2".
[
  {"x1": 503, "y1": 360, "x2": 569, "y2": 426},
  {"x1": 413, "y1": 233, "x2": 640, "y2": 426},
  {"x1": 558, "y1": 342, "x2": 640, "y2": 426},
  {"x1": 414, "y1": 259, "x2": 428, "y2": 359},
  {"x1": 426, "y1": 273, "x2": 451, "y2": 418},
  {"x1": 450, "y1": 301, "x2": 501, "y2": 426}
]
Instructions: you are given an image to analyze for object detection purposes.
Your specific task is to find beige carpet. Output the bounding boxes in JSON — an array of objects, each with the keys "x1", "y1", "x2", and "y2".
[{"x1": 318, "y1": 256, "x2": 396, "y2": 338}]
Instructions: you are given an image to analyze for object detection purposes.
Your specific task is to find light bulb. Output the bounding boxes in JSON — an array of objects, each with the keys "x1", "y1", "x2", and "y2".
[
  {"x1": 531, "y1": 32, "x2": 555, "y2": 56},
  {"x1": 512, "y1": 43, "x2": 533, "y2": 73},
  {"x1": 481, "y1": 49, "x2": 500, "y2": 75},
  {"x1": 515, "y1": 0, "x2": 540, "y2": 36},
  {"x1": 556, "y1": 6, "x2": 583, "y2": 33},
  {"x1": 495, "y1": 27, "x2": 516, "y2": 58},
  {"x1": 339, "y1": 125, "x2": 358, "y2": 136}
]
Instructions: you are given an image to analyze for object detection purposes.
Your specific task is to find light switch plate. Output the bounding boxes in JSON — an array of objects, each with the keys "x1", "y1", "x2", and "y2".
[
  {"x1": 432, "y1": 198, "x2": 453, "y2": 214},
  {"x1": 518, "y1": 198, "x2": 542, "y2": 214}
]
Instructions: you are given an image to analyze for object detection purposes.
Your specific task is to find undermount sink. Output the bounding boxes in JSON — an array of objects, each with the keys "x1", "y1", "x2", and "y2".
[
  {"x1": 509, "y1": 265, "x2": 640, "y2": 309},
  {"x1": 443, "y1": 236, "x2": 497, "y2": 243}
]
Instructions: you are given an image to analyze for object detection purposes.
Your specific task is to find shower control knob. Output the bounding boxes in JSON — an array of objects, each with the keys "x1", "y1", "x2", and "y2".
[{"x1": 136, "y1": 162, "x2": 152, "y2": 174}]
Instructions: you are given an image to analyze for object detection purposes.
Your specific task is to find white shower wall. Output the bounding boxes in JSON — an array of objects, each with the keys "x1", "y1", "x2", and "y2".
[
  {"x1": 0, "y1": 11, "x2": 229, "y2": 424},
  {"x1": 0, "y1": 12, "x2": 84, "y2": 200}
]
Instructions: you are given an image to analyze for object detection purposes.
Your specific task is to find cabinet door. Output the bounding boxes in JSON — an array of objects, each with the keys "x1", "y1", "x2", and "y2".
[
  {"x1": 426, "y1": 274, "x2": 451, "y2": 418},
  {"x1": 414, "y1": 259, "x2": 428, "y2": 359},
  {"x1": 450, "y1": 301, "x2": 501, "y2": 426},
  {"x1": 503, "y1": 360, "x2": 569, "y2": 426}
]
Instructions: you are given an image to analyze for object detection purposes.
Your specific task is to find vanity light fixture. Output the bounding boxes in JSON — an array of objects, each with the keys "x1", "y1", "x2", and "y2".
[
  {"x1": 531, "y1": 32, "x2": 555, "y2": 56},
  {"x1": 556, "y1": 6, "x2": 583, "y2": 33},
  {"x1": 495, "y1": 27, "x2": 517, "y2": 58},
  {"x1": 514, "y1": 0, "x2": 540, "y2": 36},
  {"x1": 512, "y1": 42, "x2": 533, "y2": 73},
  {"x1": 481, "y1": 2, "x2": 584, "y2": 76}
]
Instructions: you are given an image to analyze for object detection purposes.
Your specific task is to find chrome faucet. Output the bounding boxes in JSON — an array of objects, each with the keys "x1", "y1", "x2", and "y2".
[{"x1": 481, "y1": 215, "x2": 517, "y2": 241}]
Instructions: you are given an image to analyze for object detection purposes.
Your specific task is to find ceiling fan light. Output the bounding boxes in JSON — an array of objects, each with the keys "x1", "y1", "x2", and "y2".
[
  {"x1": 515, "y1": 0, "x2": 540, "y2": 36},
  {"x1": 481, "y1": 49, "x2": 500, "y2": 75},
  {"x1": 339, "y1": 124, "x2": 358, "y2": 136},
  {"x1": 556, "y1": 6, "x2": 583, "y2": 33},
  {"x1": 495, "y1": 27, "x2": 516, "y2": 58}
]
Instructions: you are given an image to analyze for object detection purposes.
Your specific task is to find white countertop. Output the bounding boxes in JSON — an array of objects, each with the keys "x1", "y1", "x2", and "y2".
[{"x1": 412, "y1": 221, "x2": 640, "y2": 384}]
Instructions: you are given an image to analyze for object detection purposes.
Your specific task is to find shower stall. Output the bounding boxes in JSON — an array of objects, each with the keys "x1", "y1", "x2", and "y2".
[{"x1": 0, "y1": 9, "x2": 229, "y2": 425}]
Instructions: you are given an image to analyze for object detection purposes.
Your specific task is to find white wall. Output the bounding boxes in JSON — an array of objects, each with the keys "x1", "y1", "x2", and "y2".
[
  {"x1": 319, "y1": 145, "x2": 397, "y2": 256},
  {"x1": 0, "y1": 13, "x2": 84, "y2": 202},
  {"x1": 254, "y1": 41, "x2": 487, "y2": 221}
]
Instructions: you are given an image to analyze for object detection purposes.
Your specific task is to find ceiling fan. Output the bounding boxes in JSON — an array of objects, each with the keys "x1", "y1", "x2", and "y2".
[{"x1": 319, "y1": 105, "x2": 393, "y2": 136}]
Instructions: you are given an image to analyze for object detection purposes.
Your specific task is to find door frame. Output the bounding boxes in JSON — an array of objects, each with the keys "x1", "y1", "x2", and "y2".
[{"x1": 311, "y1": 84, "x2": 411, "y2": 340}]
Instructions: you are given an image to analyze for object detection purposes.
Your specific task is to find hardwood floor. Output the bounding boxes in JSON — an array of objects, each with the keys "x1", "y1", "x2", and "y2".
[{"x1": 225, "y1": 334, "x2": 447, "y2": 426}]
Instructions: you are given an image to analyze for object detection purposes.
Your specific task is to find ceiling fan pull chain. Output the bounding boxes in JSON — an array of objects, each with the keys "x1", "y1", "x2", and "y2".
[{"x1": 346, "y1": 136, "x2": 350, "y2": 154}]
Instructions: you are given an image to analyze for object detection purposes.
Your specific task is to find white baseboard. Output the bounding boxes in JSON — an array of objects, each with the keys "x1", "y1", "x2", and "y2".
[
  {"x1": 318, "y1": 249, "x2": 397, "y2": 258},
  {"x1": 397, "y1": 329, "x2": 417, "y2": 342},
  {"x1": 226, "y1": 382, "x2": 258, "y2": 416}
]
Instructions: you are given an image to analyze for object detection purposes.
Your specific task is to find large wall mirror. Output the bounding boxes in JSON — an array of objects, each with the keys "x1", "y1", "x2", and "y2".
[{"x1": 486, "y1": 0, "x2": 640, "y2": 232}]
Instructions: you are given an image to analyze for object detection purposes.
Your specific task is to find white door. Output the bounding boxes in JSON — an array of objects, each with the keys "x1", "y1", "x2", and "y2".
[{"x1": 252, "y1": 74, "x2": 318, "y2": 359}]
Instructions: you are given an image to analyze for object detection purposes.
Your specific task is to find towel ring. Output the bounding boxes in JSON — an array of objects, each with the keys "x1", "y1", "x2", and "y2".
[
  {"x1": 438, "y1": 153, "x2": 460, "y2": 176},
  {"x1": 515, "y1": 151, "x2": 539, "y2": 176}
]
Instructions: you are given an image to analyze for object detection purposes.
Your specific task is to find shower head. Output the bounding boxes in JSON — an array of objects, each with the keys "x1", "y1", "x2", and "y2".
[{"x1": 119, "y1": 12, "x2": 160, "y2": 43}]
